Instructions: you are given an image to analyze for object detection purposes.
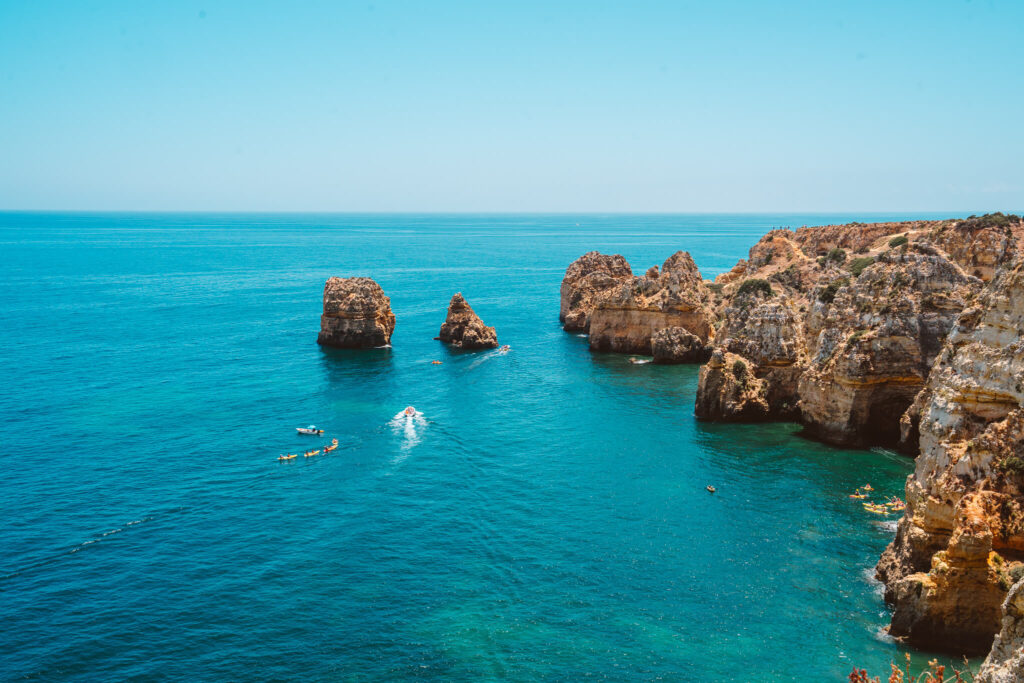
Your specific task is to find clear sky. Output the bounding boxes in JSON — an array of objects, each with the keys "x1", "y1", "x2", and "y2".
[{"x1": 1, "y1": 0, "x2": 1021, "y2": 212}]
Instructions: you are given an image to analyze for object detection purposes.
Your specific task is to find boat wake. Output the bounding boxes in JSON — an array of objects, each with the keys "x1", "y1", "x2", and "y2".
[{"x1": 390, "y1": 409, "x2": 427, "y2": 453}]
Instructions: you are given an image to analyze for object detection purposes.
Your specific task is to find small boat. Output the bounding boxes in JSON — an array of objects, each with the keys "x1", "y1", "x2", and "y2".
[
  {"x1": 304, "y1": 449, "x2": 320, "y2": 458},
  {"x1": 404, "y1": 406, "x2": 416, "y2": 417},
  {"x1": 323, "y1": 444, "x2": 337, "y2": 453},
  {"x1": 706, "y1": 485, "x2": 716, "y2": 493},
  {"x1": 849, "y1": 493, "x2": 867, "y2": 499},
  {"x1": 498, "y1": 345, "x2": 511, "y2": 353},
  {"x1": 431, "y1": 360, "x2": 443, "y2": 365},
  {"x1": 297, "y1": 425, "x2": 324, "y2": 435},
  {"x1": 862, "y1": 484, "x2": 873, "y2": 491},
  {"x1": 278, "y1": 454, "x2": 297, "y2": 461}
]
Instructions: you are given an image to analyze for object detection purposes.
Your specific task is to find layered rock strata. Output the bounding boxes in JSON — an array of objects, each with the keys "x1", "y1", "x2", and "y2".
[
  {"x1": 876, "y1": 259, "x2": 1024, "y2": 653},
  {"x1": 438, "y1": 293, "x2": 498, "y2": 350},
  {"x1": 317, "y1": 277, "x2": 396, "y2": 348},
  {"x1": 588, "y1": 251, "x2": 714, "y2": 354}
]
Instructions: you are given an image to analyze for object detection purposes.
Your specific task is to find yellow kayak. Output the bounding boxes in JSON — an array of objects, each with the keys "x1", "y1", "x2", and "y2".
[{"x1": 278, "y1": 454, "x2": 297, "y2": 461}]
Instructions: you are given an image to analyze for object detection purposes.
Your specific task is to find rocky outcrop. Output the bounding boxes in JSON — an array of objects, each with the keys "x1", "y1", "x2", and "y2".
[
  {"x1": 652, "y1": 327, "x2": 710, "y2": 364},
  {"x1": 977, "y1": 578, "x2": 1024, "y2": 683},
  {"x1": 438, "y1": 293, "x2": 498, "y2": 350},
  {"x1": 798, "y1": 245, "x2": 980, "y2": 446},
  {"x1": 588, "y1": 251, "x2": 714, "y2": 354},
  {"x1": 693, "y1": 217, "x2": 1021, "y2": 446},
  {"x1": 699, "y1": 275, "x2": 806, "y2": 420},
  {"x1": 317, "y1": 277, "x2": 396, "y2": 348},
  {"x1": 694, "y1": 350, "x2": 770, "y2": 420},
  {"x1": 929, "y1": 213, "x2": 1024, "y2": 283},
  {"x1": 559, "y1": 251, "x2": 633, "y2": 332},
  {"x1": 876, "y1": 259, "x2": 1024, "y2": 654}
]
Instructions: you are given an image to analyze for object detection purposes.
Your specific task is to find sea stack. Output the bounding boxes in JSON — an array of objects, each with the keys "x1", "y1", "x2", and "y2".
[
  {"x1": 317, "y1": 277, "x2": 396, "y2": 348},
  {"x1": 438, "y1": 293, "x2": 498, "y2": 349},
  {"x1": 560, "y1": 251, "x2": 633, "y2": 332}
]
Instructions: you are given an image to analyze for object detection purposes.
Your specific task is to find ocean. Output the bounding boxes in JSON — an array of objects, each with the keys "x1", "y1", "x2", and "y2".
[{"x1": 0, "y1": 213, "x2": 958, "y2": 680}]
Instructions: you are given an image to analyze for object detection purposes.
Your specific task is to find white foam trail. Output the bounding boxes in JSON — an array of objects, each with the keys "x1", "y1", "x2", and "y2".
[
  {"x1": 389, "y1": 410, "x2": 427, "y2": 453},
  {"x1": 69, "y1": 517, "x2": 153, "y2": 554}
]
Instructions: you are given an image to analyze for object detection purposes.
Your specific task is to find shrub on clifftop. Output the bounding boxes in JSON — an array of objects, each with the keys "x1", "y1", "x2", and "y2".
[
  {"x1": 889, "y1": 235, "x2": 909, "y2": 248},
  {"x1": 827, "y1": 247, "x2": 847, "y2": 264},
  {"x1": 736, "y1": 278, "x2": 773, "y2": 298},
  {"x1": 848, "y1": 256, "x2": 875, "y2": 277}
]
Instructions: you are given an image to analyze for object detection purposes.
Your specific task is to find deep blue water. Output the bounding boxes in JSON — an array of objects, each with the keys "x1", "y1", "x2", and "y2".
[{"x1": 0, "y1": 213, "x2": 959, "y2": 681}]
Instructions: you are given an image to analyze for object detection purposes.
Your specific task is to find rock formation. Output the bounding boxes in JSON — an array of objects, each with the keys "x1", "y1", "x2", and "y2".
[
  {"x1": 317, "y1": 277, "x2": 396, "y2": 348},
  {"x1": 694, "y1": 350, "x2": 770, "y2": 420},
  {"x1": 652, "y1": 326, "x2": 710, "y2": 364},
  {"x1": 693, "y1": 215, "x2": 1023, "y2": 446},
  {"x1": 976, "y1": 578, "x2": 1024, "y2": 683},
  {"x1": 798, "y1": 244, "x2": 980, "y2": 446},
  {"x1": 559, "y1": 251, "x2": 633, "y2": 332},
  {"x1": 876, "y1": 258, "x2": 1024, "y2": 653},
  {"x1": 438, "y1": 293, "x2": 498, "y2": 350},
  {"x1": 588, "y1": 251, "x2": 714, "y2": 354}
]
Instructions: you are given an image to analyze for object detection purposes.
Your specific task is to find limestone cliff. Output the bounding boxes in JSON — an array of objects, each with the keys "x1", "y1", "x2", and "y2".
[
  {"x1": 588, "y1": 251, "x2": 714, "y2": 355},
  {"x1": 438, "y1": 293, "x2": 498, "y2": 350},
  {"x1": 559, "y1": 251, "x2": 633, "y2": 332},
  {"x1": 694, "y1": 216, "x2": 1021, "y2": 446},
  {"x1": 876, "y1": 259, "x2": 1024, "y2": 653},
  {"x1": 317, "y1": 277, "x2": 396, "y2": 348},
  {"x1": 798, "y1": 244, "x2": 980, "y2": 446},
  {"x1": 977, "y1": 577, "x2": 1024, "y2": 683},
  {"x1": 694, "y1": 350, "x2": 770, "y2": 420}
]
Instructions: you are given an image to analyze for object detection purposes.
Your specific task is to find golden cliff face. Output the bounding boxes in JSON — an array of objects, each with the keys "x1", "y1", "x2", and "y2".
[
  {"x1": 694, "y1": 215, "x2": 1023, "y2": 446},
  {"x1": 588, "y1": 251, "x2": 715, "y2": 355},
  {"x1": 798, "y1": 245, "x2": 980, "y2": 446},
  {"x1": 876, "y1": 260, "x2": 1024, "y2": 653}
]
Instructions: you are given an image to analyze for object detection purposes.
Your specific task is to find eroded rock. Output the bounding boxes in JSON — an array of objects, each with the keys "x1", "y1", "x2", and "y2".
[
  {"x1": 317, "y1": 277, "x2": 396, "y2": 348},
  {"x1": 589, "y1": 251, "x2": 714, "y2": 354},
  {"x1": 438, "y1": 292, "x2": 498, "y2": 350},
  {"x1": 559, "y1": 251, "x2": 633, "y2": 332}
]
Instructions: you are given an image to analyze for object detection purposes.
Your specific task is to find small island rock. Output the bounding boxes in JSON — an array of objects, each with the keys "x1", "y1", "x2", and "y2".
[
  {"x1": 438, "y1": 293, "x2": 498, "y2": 349},
  {"x1": 317, "y1": 277, "x2": 396, "y2": 348}
]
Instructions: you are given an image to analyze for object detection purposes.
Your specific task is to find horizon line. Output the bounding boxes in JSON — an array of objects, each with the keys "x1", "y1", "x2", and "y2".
[{"x1": 0, "y1": 208, "x2": 1018, "y2": 216}]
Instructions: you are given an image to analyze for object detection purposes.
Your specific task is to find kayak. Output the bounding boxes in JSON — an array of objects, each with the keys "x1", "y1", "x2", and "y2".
[{"x1": 278, "y1": 454, "x2": 297, "y2": 461}]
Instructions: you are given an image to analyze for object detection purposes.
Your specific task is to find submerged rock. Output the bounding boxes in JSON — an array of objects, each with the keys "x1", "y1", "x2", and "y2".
[
  {"x1": 438, "y1": 293, "x2": 498, "y2": 350},
  {"x1": 589, "y1": 251, "x2": 714, "y2": 354},
  {"x1": 559, "y1": 251, "x2": 633, "y2": 332},
  {"x1": 317, "y1": 276, "x2": 395, "y2": 348}
]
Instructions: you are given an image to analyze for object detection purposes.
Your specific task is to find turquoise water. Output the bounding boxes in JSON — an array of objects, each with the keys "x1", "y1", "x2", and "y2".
[{"x1": 0, "y1": 213, "x2": 949, "y2": 680}]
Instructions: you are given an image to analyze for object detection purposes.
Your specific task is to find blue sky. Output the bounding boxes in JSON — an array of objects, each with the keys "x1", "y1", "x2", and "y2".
[{"x1": 1, "y1": 0, "x2": 1021, "y2": 212}]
